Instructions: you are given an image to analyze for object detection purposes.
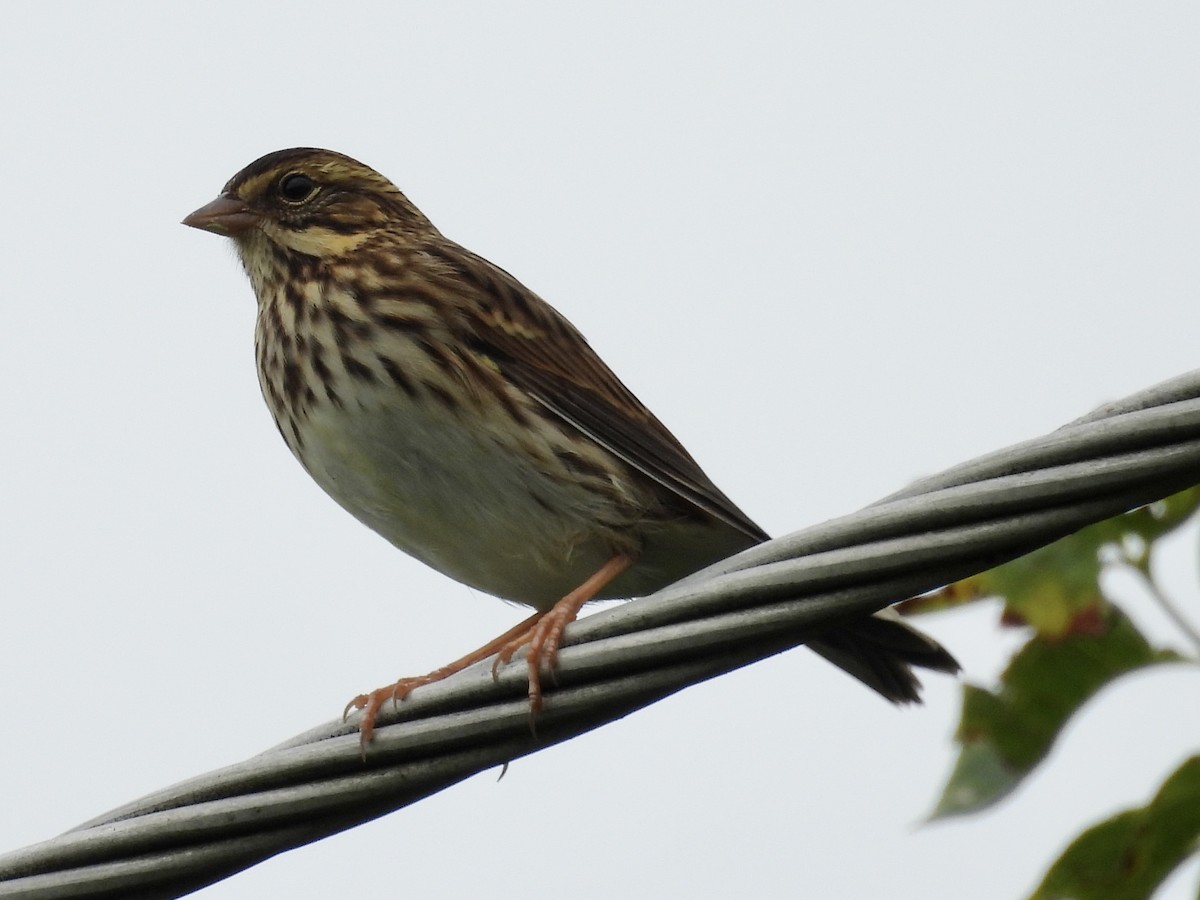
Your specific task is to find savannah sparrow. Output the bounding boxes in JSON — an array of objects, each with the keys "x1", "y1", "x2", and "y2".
[{"x1": 183, "y1": 148, "x2": 958, "y2": 743}]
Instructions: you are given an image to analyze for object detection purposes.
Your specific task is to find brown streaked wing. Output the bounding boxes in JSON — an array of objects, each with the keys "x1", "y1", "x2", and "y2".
[{"x1": 427, "y1": 241, "x2": 768, "y2": 543}]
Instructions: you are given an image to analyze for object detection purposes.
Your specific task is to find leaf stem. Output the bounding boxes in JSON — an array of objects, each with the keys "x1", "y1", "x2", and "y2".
[{"x1": 1126, "y1": 560, "x2": 1200, "y2": 656}]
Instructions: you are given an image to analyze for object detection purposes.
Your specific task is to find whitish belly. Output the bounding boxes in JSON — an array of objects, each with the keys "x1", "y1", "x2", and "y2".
[{"x1": 291, "y1": 394, "x2": 635, "y2": 609}]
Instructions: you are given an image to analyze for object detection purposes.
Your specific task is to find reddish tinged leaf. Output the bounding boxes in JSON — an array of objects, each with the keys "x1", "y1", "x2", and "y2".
[
  {"x1": 1031, "y1": 756, "x2": 1200, "y2": 900},
  {"x1": 896, "y1": 579, "x2": 988, "y2": 616},
  {"x1": 1061, "y1": 604, "x2": 1107, "y2": 638},
  {"x1": 1000, "y1": 606, "x2": 1029, "y2": 628},
  {"x1": 930, "y1": 607, "x2": 1181, "y2": 819},
  {"x1": 901, "y1": 487, "x2": 1200, "y2": 635}
]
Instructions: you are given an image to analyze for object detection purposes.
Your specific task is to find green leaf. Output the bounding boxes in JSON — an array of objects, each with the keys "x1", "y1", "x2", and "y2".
[
  {"x1": 898, "y1": 487, "x2": 1200, "y2": 629},
  {"x1": 930, "y1": 607, "x2": 1181, "y2": 820},
  {"x1": 1125, "y1": 485, "x2": 1200, "y2": 544},
  {"x1": 1031, "y1": 756, "x2": 1200, "y2": 900}
]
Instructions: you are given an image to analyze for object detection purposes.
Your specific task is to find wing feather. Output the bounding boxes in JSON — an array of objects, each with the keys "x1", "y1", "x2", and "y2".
[{"x1": 430, "y1": 241, "x2": 767, "y2": 542}]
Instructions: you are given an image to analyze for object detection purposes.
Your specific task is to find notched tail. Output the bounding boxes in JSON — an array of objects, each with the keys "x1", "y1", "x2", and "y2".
[{"x1": 808, "y1": 611, "x2": 960, "y2": 704}]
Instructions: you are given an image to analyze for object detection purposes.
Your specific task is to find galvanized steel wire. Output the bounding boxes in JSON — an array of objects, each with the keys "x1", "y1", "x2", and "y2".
[{"x1": 3, "y1": 369, "x2": 1200, "y2": 899}]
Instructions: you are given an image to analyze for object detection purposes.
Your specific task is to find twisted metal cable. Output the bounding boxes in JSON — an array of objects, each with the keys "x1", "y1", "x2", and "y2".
[{"x1": 3, "y1": 370, "x2": 1200, "y2": 899}]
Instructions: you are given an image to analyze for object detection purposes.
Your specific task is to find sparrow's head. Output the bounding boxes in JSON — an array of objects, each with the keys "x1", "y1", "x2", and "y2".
[{"x1": 183, "y1": 148, "x2": 437, "y2": 260}]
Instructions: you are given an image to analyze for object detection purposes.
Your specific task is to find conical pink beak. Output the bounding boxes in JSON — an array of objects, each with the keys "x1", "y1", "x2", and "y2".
[{"x1": 182, "y1": 195, "x2": 260, "y2": 236}]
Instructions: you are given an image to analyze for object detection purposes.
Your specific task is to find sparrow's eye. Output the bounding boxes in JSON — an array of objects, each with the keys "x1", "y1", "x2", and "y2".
[{"x1": 279, "y1": 172, "x2": 317, "y2": 203}]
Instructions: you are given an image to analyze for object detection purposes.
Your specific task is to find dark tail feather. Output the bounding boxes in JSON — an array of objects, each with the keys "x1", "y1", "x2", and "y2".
[{"x1": 808, "y1": 611, "x2": 960, "y2": 704}]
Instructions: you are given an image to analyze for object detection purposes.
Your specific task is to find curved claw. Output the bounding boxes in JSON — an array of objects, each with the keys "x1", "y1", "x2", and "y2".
[
  {"x1": 343, "y1": 694, "x2": 368, "y2": 722},
  {"x1": 345, "y1": 555, "x2": 633, "y2": 753}
]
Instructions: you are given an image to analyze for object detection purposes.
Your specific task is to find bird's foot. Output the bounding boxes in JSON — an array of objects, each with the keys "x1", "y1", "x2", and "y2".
[
  {"x1": 492, "y1": 553, "x2": 635, "y2": 724},
  {"x1": 344, "y1": 675, "x2": 440, "y2": 747}
]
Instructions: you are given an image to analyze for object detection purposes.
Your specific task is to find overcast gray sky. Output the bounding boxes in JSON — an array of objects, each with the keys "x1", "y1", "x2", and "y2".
[{"x1": 2, "y1": 4, "x2": 1199, "y2": 898}]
